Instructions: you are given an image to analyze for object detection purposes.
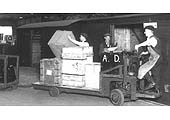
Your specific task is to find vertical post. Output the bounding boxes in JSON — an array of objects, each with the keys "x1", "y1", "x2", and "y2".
[
  {"x1": 16, "y1": 56, "x2": 19, "y2": 84},
  {"x1": 130, "y1": 76, "x2": 137, "y2": 100},
  {"x1": 123, "y1": 53, "x2": 128, "y2": 79},
  {"x1": 110, "y1": 24, "x2": 115, "y2": 45},
  {"x1": 4, "y1": 56, "x2": 7, "y2": 88},
  {"x1": 30, "y1": 30, "x2": 33, "y2": 67},
  {"x1": 140, "y1": 80, "x2": 145, "y2": 90}
]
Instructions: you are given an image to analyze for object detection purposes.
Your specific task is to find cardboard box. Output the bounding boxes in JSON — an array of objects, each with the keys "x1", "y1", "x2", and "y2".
[{"x1": 85, "y1": 62, "x2": 101, "y2": 89}]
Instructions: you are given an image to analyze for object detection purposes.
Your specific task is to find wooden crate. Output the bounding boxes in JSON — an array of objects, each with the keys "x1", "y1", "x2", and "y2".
[
  {"x1": 40, "y1": 58, "x2": 61, "y2": 84},
  {"x1": 61, "y1": 74, "x2": 85, "y2": 82},
  {"x1": 62, "y1": 47, "x2": 93, "y2": 60},
  {"x1": 61, "y1": 80, "x2": 85, "y2": 87},
  {"x1": 62, "y1": 59, "x2": 86, "y2": 75},
  {"x1": 40, "y1": 58, "x2": 61, "y2": 69}
]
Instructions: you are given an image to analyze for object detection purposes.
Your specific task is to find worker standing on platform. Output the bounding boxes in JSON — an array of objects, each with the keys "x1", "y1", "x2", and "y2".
[
  {"x1": 99, "y1": 33, "x2": 118, "y2": 70},
  {"x1": 135, "y1": 25, "x2": 162, "y2": 94}
]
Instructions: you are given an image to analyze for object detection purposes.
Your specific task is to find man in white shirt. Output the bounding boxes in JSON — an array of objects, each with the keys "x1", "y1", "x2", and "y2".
[{"x1": 135, "y1": 26, "x2": 161, "y2": 94}]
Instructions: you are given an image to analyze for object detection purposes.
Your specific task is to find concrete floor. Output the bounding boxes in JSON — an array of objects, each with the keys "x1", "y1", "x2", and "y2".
[
  {"x1": 0, "y1": 67, "x2": 166, "y2": 106},
  {"x1": 0, "y1": 87, "x2": 165, "y2": 106}
]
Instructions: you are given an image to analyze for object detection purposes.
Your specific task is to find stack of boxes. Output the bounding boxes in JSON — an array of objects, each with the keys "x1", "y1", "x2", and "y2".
[
  {"x1": 61, "y1": 47, "x2": 93, "y2": 87},
  {"x1": 39, "y1": 30, "x2": 76, "y2": 85},
  {"x1": 40, "y1": 30, "x2": 101, "y2": 90}
]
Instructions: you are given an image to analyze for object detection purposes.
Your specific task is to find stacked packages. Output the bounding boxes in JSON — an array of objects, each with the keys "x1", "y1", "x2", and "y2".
[
  {"x1": 39, "y1": 30, "x2": 76, "y2": 85},
  {"x1": 61, "y1": 47, "x2": 93, "y2": 87},
  {"x1": 40, "y1": 30, "x2": 101, "y2": 90}
]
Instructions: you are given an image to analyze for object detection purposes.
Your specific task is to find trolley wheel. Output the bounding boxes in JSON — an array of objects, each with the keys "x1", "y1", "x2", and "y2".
[
  {"x1": 49, "y1": 87, "x2": 60, "y2": 97},
  {"x1": 110, "y1": 89, "x2": 124, "y2": 106}
]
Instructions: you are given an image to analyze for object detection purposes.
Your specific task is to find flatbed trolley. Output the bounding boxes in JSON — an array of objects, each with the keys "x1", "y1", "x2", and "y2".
[{"x1": 33, "y1": 51, "x2": 160, "y2": 105}]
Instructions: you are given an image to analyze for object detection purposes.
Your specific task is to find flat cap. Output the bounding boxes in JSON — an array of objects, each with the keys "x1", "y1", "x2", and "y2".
[
  {"x1": 144, "y1": 25, "x2": 155, "y2": 32},
  {"x1": 104, "y1": 33, "x2": 111, "y2": 37}
]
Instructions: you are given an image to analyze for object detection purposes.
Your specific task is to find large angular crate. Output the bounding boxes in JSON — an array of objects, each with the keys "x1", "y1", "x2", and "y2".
[
  {"x1": 48, "y1": 30, "x2": 77, "y2": 60},
  {"x1": 40, "y1": 58, "x2": 61, "y2": 84}
]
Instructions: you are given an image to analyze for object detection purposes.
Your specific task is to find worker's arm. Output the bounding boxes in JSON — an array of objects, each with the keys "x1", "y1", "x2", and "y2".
[
  {"x1": 140, "y1": 51, "x2": 149, "y2": 55},
  {"x1": 107, "y1": 47, "x2": 118, "y2": 52},
  {"x1": 135, "y1": 37, "x2": 157, "y2": 51},
  {"x1": 68, "y1": 35, "x2": 81, "y2": 46},
  {"x1": 68, "y1": 35, "x2": 89, "y2": 47},
  {"x1": 99, "y1": 43, "x2": 109, "y2": 56},
  {"x1": 135, "y1": 40, "x2": 149, "y2": 50}
]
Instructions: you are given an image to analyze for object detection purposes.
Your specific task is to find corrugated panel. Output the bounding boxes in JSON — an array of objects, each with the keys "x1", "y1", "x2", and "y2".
[
  {"x1": 17, "y1": 14, "x2": 161, "y2": 29},
  {"x1": 17, "y1": 19, "x2": 82, "y2": 29}
]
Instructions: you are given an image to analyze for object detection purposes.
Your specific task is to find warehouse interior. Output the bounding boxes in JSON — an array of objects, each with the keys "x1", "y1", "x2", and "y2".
[{"x1": 0, "y1": 13, "x2": 170, "y2": 106}]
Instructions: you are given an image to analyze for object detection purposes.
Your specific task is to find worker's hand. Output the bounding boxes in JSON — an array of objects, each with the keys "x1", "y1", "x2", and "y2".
[
  {"x1": 108, "y1": 47, "x2": 118, "y2": 51},
  {"x1": 140, "y1": 52, "x2": 148, "y2": 56},
  {"x1": 135, "y1": 45, "x2": 139, "y2": 51},
  {"x1": 68, "y1": 35, "x2": 72, "y2": 40},
  {"x1": 139, "y1": 52, "x2": 148, "y2": 58},
  {"x1": 104, "y1": 48, "x2": 110, "y2": 53}
]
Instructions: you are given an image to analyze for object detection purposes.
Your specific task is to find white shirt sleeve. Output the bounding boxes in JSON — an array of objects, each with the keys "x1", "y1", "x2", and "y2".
[
  {"x1": 147, "y1": 37, "x2": 157, "y2": 47},
  {"x1": 79, "y1": 42, "x2": 89, "y2": 47}
]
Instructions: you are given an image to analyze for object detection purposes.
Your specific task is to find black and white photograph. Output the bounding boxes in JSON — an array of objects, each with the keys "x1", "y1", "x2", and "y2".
[
  {"x1": 0, "y1": 0, "x2": 170, "y2": 120},
  {"x1": 1, "y1": 13, "x2": 170, "y2": 106}
]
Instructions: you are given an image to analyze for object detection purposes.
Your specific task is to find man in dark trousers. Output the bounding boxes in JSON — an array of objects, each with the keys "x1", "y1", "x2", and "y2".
[
  {"x1": 99, "y1": 33, "x2": 118, "y2": 71},
  {"x1": 135, "y1": 25, "x2": 162, "y2": 94}
]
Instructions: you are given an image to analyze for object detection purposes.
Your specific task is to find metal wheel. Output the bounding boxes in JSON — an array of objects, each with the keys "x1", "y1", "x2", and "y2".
[
  {"x1": 49, "y1": 87, "x2": 60, "y2": 97},
  {"x1": 110, "y1": 89, "x2": 124, "y2": 106}
]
